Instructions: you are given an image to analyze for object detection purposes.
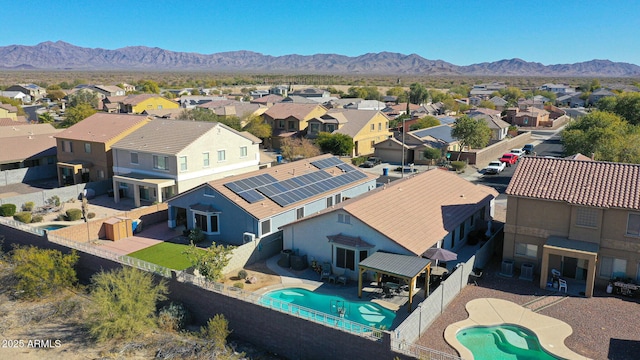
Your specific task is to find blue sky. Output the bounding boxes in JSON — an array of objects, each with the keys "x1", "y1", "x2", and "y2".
[{"x1": 2, "y1": 0, "x2": 639, "y2": 66}]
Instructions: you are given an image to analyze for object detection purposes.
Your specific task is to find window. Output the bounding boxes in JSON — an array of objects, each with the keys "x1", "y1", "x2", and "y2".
[
  {"x1": 195, "y1": 213, "x2": 208, "y2": 232},
  {"x1": 204, "y1": 187, "x2": 216, "y2": 197},
  {"x1": 370, "y1": 140, "x2": 375, "y2": 147},
  {"x1": 217, "y1": 150, "x2": 226, "y2": 162},
  {"x1": 359, "y1": 250, "x2": 368, "y2": 263},
  {"x1": 296, "y1": 207, "x2": 304, "y2": 220},
  {"x1": 193, "y1": 212, "x2": 220, "y2": 234},
  {"x1": 84, "y1": 143, "x2": 91, "y2": 153},
  {"x1": 626, "y1": 213, "x2": 640, "y2": 237},
  {"x1": 98, "y1": 170, "x2": 104, "y2": 179},
  {"x1": 210, "y1": 214, "x2": 219, "y2": 233},
  {"x1": 370, "y1": 124, "x2": 375, "y2": 131},
  {"x1": 576, "y1": 207, "x2": 598, "y2": 227},
  {"x1": 326, "y1": 196, "x2": 333, "y2": 207},
  {"x1": 240, "y1": 146, "x2": 248, "y2": 158},
  {"x1": 130, "y1": 153, "x2": 139, "y2": 164},
  {"x1": 261, "y1": 219, "x2": 271, "y2": 235},
  {"x1": 153, "y1": 155, "x2": 169, "y2": 170},
  {"x1": 62, "y1": 140, "x2": 73, "y2": 153},
  {"x1": 523, "y1": 117, "x2": 529, "y2": 124},
  {"x1": 310, "y1": 123, "x2": 319, "y2": 133},
  {"x1": 336, "y1": 247, "x2": 355, "y2": 271},
  {"x1": 515, "y1": 243, "x2": 538, "y2": 258},
  {"x1": 326, "y1": 124, "x2": 335, "y2": 132},
  {"x1": 599, "y1": 256, "x2": 627, "y2": 279},
  {"x1": 338, "y1": 213, "x2": 351, "y2": 224},
  {"x1": 378, "y1": 123, "x2": 382, "y2": 131},
  {"x1": 179, "y1": 156, "x2": 187, "y2": 171},
  {"x1": 451, "y1": 229, "x2": 456, "y2": 248},
  {"x1": 288, "y1": 121, "x2": 295, "y2": 130},
  {"x1": 203, "y1": 152, "x2": 210, "y2": 167},
  {"x1": 157, "y1": 105, "x2": 163, "y2": 110},
  {"x1": 334, "y1": 194, "x2": 341, "y2": 204}
]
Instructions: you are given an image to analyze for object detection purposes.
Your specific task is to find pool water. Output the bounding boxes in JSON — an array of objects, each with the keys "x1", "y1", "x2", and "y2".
[
  {"x1": 261, "y1": 287, "x2": 395, "y2": 330},
  {"x1": 37, "y1": 224, "x2": 69, "y2": 231},
  {"x1": 456, "y1": 324, "x2": 564, "y2": 360}
]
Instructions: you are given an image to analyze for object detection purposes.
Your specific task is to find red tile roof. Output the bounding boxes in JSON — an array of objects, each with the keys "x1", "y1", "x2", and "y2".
[{"x1": 506, "y1": 157, "x2": 640, "y2": 210}]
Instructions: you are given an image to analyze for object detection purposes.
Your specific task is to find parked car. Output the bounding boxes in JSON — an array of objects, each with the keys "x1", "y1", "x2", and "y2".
[
  {"x1": 484, "y1": 160, "x2": 506, "y2": 174},
  {"x1": 361, "y1": 156, "x2": 382, "y2": 168},
  {"x1": 499, "y1": 153, "x2": 518, "y2": 166},
  {"x1": 523, "y1": 144, "x2": 535, "y2": 154},
  {"x1": 509, "y1": 148, "x2": 526, "y2": 158}
]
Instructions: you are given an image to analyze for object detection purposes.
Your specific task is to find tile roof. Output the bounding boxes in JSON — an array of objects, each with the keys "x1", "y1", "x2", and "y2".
[
  {"x1": 0, "y1": 127, "x2": 61, "y2": 164},
  {"x1": 0, "y1": 117, "x2": 29, "y2": 126},
  {"x1": 121, "y1": 94, "x2": 158, "y2": 105},
  {"x1": 263, "y1": 103, "x2": 325, "y2": 120},
  {"x1": 469, "y1": 113, "x2": 510, "y2": 129},
  {"x1": 250, "y1": 94, "x2": 284, "y2": 104},
  {"x1": 329, "y1": 109, "x2": 388, "y2": 138},
  {"x1": 199, "y1": 154, "x2": 377, "y2": 219},
  {"x1": 285, "y1": 169, "x2": 497, "y2": 256},
  {"x1": 55, "y1": 113, "x2": 151, "y2": 143},
  {"x1": 0, "y1": 123, "x2": 58, "y2": 138},
  {"x1": 506, "y1": 157, "x2": 640, "y2": 210},
  {"x1": 0, "y1": 103, "x2": 18, "y2": 112}
]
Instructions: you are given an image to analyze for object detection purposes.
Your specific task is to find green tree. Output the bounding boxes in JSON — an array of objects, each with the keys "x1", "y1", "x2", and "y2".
[
  {"x1": 408, "y1": 83, "x2": 428, "y2": 104},
  {"x1": 280, "y1": 137, "x2": 321, "y2": 161},
  {"x1": 200, "y1": 314, "x2": 232, "y2": 350},
  {"x1": 450, "y1": 85, "x2": 471, "y2": 97},
  {"x1": 386, "y1": 86, "x2": 407, "y2": 103},
  {"x1": 428, "y1": 89, "x2": 448, "y2": 103},
  {"x1": 608, "y1": 92, "x2": 640, "y2": 125},
  {"x1": 242, "y1": 115, "x2": 272, "y2": 139},
  {"x1": 89, "y1": 267, "x2": 168, "y2": 341},
  {"x1": 46, "y1": 89, "x2": 66, "y2": 101},
  {"x1": 183, "y1": 242, "x2": 234, "y2": 282},
  {"x1": 561, "y1": 111, "x2": 633, "y2": 162},
  {"x1": 60, "y1": 103, "x2": 96, "y2": 128},
  {"x1": 451, "y1": 115, "x2": 492, "y2": 159},
  {"x1": 10, "y1": 246, "x2": 78, "y2": 300},
  {"x1": 409, "y1": 116, "x2": 440, "y2": 131},
  {"x1": 316, "y1": 132, "x2": 354, "y2": 156},
  {"x1": 498, "y1": 87, "x2": 524, "y2": 105},
  {"x1": 423, "y1": 147, "x2": 443, "y2": 165},
  {"x1": 38, "y1": 112, "x2": 54, "y2": 123},
  {"x1": 138, "y1": 80, "x2": 161, "y2": 94},
  {"x1": 68, "y1": 89, "x2": 99, "y2": 108},
  {"x1": 347, "y1": 86, "x2": 381, "y2": 100},
  {"x1": 478, "y1": 100, "x2": 496, "y2": 110}
]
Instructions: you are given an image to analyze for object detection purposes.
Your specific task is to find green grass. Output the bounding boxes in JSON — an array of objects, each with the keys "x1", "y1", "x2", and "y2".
[{"x1": 128, "y1": 242, "x2": 193, "y2": 271}]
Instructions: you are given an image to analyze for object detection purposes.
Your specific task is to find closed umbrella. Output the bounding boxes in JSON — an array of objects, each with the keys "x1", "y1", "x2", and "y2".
[{"x1": 423, "y1": 247, "x2": 458, "y2": 262}]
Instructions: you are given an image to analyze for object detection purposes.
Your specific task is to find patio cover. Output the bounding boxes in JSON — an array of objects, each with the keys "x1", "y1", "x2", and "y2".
[
  {"x1": 357, "y1": 251, "x2": 431, "y2": 312},
  {"x1": 539, "y1": 236, "x2": 599, "y2": 297}
]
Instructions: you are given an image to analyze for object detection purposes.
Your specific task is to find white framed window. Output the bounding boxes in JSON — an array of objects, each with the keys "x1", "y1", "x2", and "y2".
[
  {"x1": 336, "y1": 247, "x2": 355, "y2": 271},
  {"x1": 194, "y1": 211, "x2": 220, "y2": 235},
  {"x1": 296, "y1": 207, "x2": 304, "y2": 220},
  {"x1": 84, "y1": 143, "x2": 91, "y2": 153},
  {"x1": 130, "y1": 153, "x2": 139, "y2": 164},
  {"x1": 599, "y1": 256, "x2": 627, "y2": 279},
  {"x1": 261, "y1": 219, "x2": 271, "y2": 236},
  {"x1": 626, "y1": 213, "x2": 640, "y2": 237},
  {"x1": 326, "y1": 196, "x2": 333, "y2": 208},
  {"x1": 515, "y1": 243, "x2": 538, "y2": 258},
  {"x1": 335, "y1": 194, "x2": 341, "y2": 204},
  {"x1": 338, "y1": 213, "x2": 351, "y2": 224},
  {"x1": 240, "y1": 146, "x2": 248, "y2": 158},
  {"x1": 179, "y1": 156, "x2": 187, "y2": 172},
  {"x1": 378, "y1": 123, "x2": 382, "y2": 131},
  {"x1": 370, "y1": 124, "x2": 375, "y2": 131},
  {"x1": 217, "y1": 150, "x2": 226, "y2": 162},
  {"x1": 153, "y1": 155, "x2": 169, "y2": 170},
  {"x1": 576, "y1": 207, "x2": 598, "y2": 228},
  {"x1": 203, "y1": 152, "x2": 210, "y2": 167},
  {"x1": 62, "y1": 140, "x2": 73, "y2": 153}
]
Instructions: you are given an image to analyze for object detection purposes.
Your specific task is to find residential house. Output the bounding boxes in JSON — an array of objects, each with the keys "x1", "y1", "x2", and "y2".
[
  {"x1": 55, "y1": 113, "x2": 152, "y2": 187},
  {"x1": 92, "y1": 85, "x2": 126, "y2": 98},
  {"x1": 588, "y1": 88, "x2": 615, "y2": 106},
  {"x1": 381, "y1": 102, "x2": 422, "y2": 119},
  {"x1": 468, "y1": 110, "x2": 510, "y2": 141},
  {"x1": 344, "y1": 100, "x2": 387, "y2": 111},
  {"x1": 503, "y1": 157, "x2": 640, "y2": 297},
  {"x1": 6, "y1": 84, "x2": 46, "y2": 101},
  {"x1": 307, "y1": 109, "x2": 392, "y2": 157},
  {"x1": 280, "y1": 169, "x2": 498, "y2": 280},
  {"x1": 489, "y1": 96, "x2": 508, "y2": 111},
  {"x1": 0, "y1": 91, "x2": 31, "y2": 104},
  {"x1": 539, "y1": 83, "x2": 576, "y2": 95},
  {"x1": 166, "y1": 154, "x2": 377, "y2": 244},
  {"x1": 0, "y1": 103, "x2": 19, "y2": 121},
  {"x1": 198, "y1": 100, "x2": 266, "y2": 122},
  {"x1": 112, "y1": 120, "x2": 261, "y2": 207},
  {"x1": 290, "y1": 88, "x2": 330, "y2": 98},
  {"x1": 512, "y1": 108, "x2": 549, "y2": 127},
  {"x1": 250, "y1": 90, "x2": 270, "y2": 98},
  {"x1": 556, "y1": 92, "x2": 585, "y2": 108},
  {"x1": 270, "y1": 85, "x2": 289, "y2": 97},
  {"x1": 470, "y1": 83, "x2": 506, "y2": 99},
  {"x1": 142, "y1": 109, "x2": 184, "y2": 119},
  {"x1": 517, "y1": 99, "x2": 544, "y2": 111},
  {"x1": 262, "y1": 103, "x2": 327, "y2": 148},
  {"x1": 105, "y1": 94, "x2": 179, "y2": 114},
  {"x1": 373, "y1": 124, "x2": 460, "y2": 164},
  {"x1": 281, "y1": 95, "x2": 320, "y2": 104},
  {"x1": 180, "y1": 96, "x2": 228, "y2": 108},
  {"x1": 250, "y1": 94, "x2": 284, "y2": 107},
  {"x1": 0, "y1": 124, "x2": 61, "y2": 171}
]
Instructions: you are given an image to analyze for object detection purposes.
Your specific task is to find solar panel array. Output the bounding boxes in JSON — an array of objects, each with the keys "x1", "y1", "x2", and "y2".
[{"x1": 223, "y1": 158, "x2": 369, "y2": 207}]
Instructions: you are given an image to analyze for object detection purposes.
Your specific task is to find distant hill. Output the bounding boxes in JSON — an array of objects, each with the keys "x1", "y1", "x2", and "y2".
[{"x1": 1, "y1": 41, "x2": 639, "y2": 77}]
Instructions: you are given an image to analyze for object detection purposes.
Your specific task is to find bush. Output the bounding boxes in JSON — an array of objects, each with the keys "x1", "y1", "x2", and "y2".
[
  {"x1": 66, "y1": 208, "x2": 82, "y2": 221},
  {"x1": 11, "y1": 246, "x2": 79, "y2": 300},
  {"x1": 13, "y1": 212, "x2": 32, "y2": 223},
  {"x1": 200, "y1": 314, "x2": 231, "y2": 350},
  {"x1": 351, "y1": 156, "x2": 367, "y2": 166},
  {"x1": 188, "y1": 228, "x2": 205, "y2": 243},
  {"x1": 233, "y1": 281, "x2": 244, "y2": 289},
  {"x1": 157, "y1": 302, "x2": 192, "y2": 332},
  {"x1": 451, "y1": 161, "x2": 467, "y2": 172},
  {"x1": 86, "y1": 212, "x2": 96, "y2": 219},
  {"x1": 46, "y1": 195, "x2": 61, "y2": 207},
  {"x1": 0, "y1": 204, "x2": 17, "y2": 217},
  {"x1": 22, "y1": 201, "x2": 35, "y2": 212},
  {"x1": 31, "y1": 215, "x2": 44, "y2": 223},
  {"x1": 237, "y1": 269, "x2": 248, "y2": 280},
  {"x1": 56, "y1": 214, "x2": 67, "y2": 221}
]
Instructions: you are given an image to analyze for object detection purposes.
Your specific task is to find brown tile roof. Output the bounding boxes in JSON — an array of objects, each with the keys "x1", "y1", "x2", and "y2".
[
  {"x1": 203, "y1": 154, "x2": 377, "y2": 220},
  {"x1": 121, "y1": 94, "x2": 157, "y2": 105},
  {"x1": 506, "y1": 157, "x2": 640, "y2": 210},
  {"x1": 0, "y1": 117, "x2": 29, "y2": 126},
  {"x1": 285, "y1": 169, "x2": 498, "y2": 256},
  {"x1": 250, "y1": 94, "x2": 284, "y2": 104},
  {"x1": 0, "y1": 129, "x2": 61, "y2": 164},
  {"x1": 55, "y1": 113, "x2": 151, "y2": 143},
  {"x1": 0, "y1": 123, "x2": 57, "y2": 138},
  {"x1": 263, "y1": 103, "x2": 326, "y2": 121},
  {"x1": 0, "y1": 103, "x2": 18, "y2": 112},
  {"x1": 328, "y1": 109, "x2": 389, "y2": 138}
]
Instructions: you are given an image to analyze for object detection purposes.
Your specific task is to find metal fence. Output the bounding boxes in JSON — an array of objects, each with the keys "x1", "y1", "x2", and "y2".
[{"x1": 0, "y1": 218, "x2": 45, "y2": 236}]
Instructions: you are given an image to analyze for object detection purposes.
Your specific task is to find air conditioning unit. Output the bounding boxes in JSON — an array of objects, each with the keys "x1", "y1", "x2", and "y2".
[
  {"x1": 243, "y1": 232, "x2": 256, "y2": 243},
  {"x1": 519, "y1": 263, "x2": 534, "y2": 281},
  {"x1": 500, "y1": 259, "x2": 514, "y2": 277}
]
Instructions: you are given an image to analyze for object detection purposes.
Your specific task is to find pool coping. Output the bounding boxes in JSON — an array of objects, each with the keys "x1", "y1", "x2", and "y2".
[{"x1": 444, "y1": 298, "x2": 590, "y2": 360}]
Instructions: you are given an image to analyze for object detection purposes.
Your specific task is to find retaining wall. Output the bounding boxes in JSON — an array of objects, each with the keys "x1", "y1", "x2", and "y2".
[
  {"x1": 0, "y1": 180, "x2": 112, "y2": 207},
  {"x1": 0, "y1": 165, "x2": 57, "y2": 186}
]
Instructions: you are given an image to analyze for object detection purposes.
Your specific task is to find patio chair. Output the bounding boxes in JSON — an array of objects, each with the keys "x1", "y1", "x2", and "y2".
[
  {"x1": 383, "y1": 285, "x2": 393, "y2": 298},
  {"x1": 320, "y1": 262, "x2": 332, "y2": 281},
  {"x1": 468, "y1": 268, "x2": 483, "y2": 286},
  {"x1": 558, "y1": 278, "x2": 568, "y2": 293},
  {"x1": 337, "y1": 270, "x2": 348, "y2": 286}
]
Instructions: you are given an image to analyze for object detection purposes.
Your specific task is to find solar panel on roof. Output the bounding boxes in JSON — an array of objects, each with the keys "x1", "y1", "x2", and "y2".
[
  {"x1": 337, "y1": 164, "x2": 356, "y2": 173},
  {"x1": 236, "y1": 189, "x2": 265, "y2": 204},
  {"x1": 310, "y1": 157, "x2": 344, "y2": 169}
]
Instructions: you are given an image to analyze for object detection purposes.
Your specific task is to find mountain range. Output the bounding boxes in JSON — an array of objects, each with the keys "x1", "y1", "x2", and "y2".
[{"x1": 1, "y1": 41, "x2": 639, "y2": 77}]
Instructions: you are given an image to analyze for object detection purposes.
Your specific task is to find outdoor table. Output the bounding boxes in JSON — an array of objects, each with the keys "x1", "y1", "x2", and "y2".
[
  {"x1": 613, "y1": 281, "x2": 640, "y2": 297},
  {"x1": 430, "y1": 266, "x2": 449, "y2": 277}
]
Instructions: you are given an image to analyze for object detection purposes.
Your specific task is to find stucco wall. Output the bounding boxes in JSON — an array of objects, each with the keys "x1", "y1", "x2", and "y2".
[{"x1": 0, "y1": 164, "x2": 57, "y2": 186}]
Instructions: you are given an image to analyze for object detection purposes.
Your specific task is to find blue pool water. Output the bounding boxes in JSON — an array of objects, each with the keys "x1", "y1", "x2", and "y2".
[
  {"x1": 37, "y1": 224, "x2": 69, "y2": 231},
  {"x1": 456, "y1": 324, "x2": 564, "y2": 360},
  {"x1": 261, "y1": 287, "x2": 396, "y2": 331}
]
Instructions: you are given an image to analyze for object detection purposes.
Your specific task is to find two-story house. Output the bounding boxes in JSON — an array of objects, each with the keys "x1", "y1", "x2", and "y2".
[
  {"x1": 166, "y1": 154, "x2": 377, "y2": 244},
  {"x1": 6, "y1": 84, "x2": 46, "y2": 101},
  {"x1": 55, "y1": 113, "x2": 152, "y2": 187},
  {"x1": 111, "y1": 120, "x2": 261, "y2": 207},
  {"x1": 0, "y1": 103, "x2": 19, "y2": 121},
  {"x1": 262, "y1": 103, "x2": 327, "y2": 148},
  {"x1": 468, "y1": 109, "x2": 510, "y2": 141},
  {"x1": 0, "y1": 124, "x2": 61, "y2": 173},
  {"x1": 105, "y1": 94, "x2": 180, "y2": 114},
  {"x1": 504, "y1": 157, "x2": 640, "y2": 297}
]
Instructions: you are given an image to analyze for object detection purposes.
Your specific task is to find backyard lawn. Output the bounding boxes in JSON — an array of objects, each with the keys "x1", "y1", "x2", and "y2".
[{"x1": 128, "y1": 242, "x2": 193, "y2": 270}]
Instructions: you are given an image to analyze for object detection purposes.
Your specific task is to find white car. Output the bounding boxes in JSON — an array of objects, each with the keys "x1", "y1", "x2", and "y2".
[
  {"x1": 509, "y1": 148, "x2": 526, "y2": 158},
  {"x1": 484, "y1": 160, "x2": 506, "y2": 174}
]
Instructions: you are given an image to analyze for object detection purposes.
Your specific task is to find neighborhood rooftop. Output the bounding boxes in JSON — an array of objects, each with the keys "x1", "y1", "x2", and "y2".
[
  {"x1": 506, "y1": 157, "x2": 640, "y2": 210},
  {"x1": 55, "y1": 113, "x2": 151, "y2": 143}
]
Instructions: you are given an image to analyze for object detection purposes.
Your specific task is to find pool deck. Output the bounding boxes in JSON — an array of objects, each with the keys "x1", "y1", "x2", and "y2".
[{"x1": 444, "y1": 298, "x2": 590, "y2": 360}]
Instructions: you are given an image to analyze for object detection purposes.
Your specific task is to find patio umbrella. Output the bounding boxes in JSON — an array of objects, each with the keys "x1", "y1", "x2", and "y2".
[{"x1": 423, "y1": 247, "x2": 458, "y2": 262}]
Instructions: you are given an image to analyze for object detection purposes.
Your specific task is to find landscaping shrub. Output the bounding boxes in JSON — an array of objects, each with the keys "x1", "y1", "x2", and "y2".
[
  {"x1": 200, "y1": 314, "x2": 231, "y2": 350},
  {"x1": 233, "y1": 281, "x2": 244, "y2": 289},
  {"x1": 0, "y1": 204, "x2": 17, "y2": 217},
  {"x1": 46, "y1": 195, "x2": 61, "y2": 207},
  {"x1": 351, "y1": 156, "x2": 367, "y2": 166},
  {"x1": 66, "y1": 208, "x2": 82, "y2": 221},
  {"x1": 157, "y1": 302, "x2": 192, "y2": 332},
  {"x1": 31, "y1": 215, "x2": 44, "y2": 223},
  {"x1": 22, "y1": 201, "x2": 35, "y2": 212},
  {"x1": 451, "y1": 161, "x2": 467, "y2": 172},
  {"x1": 237, "y1": 269, "x2": 248, "y2": 280},
  {"x1": 188, "y1": 228, "x2": 205, "y2": 243},
  {"x1": 87, "y1": 212, "x2": 96, "y2": 219},
  {"x1": 57, "y1": 214, "x2": 67, "y2": 221},
  {"x1": 11, "y1": 246, "x2": 79, "y2": 300},
  {"x1": 13, "y1": 212, "x2": 32, "y2": 223}
]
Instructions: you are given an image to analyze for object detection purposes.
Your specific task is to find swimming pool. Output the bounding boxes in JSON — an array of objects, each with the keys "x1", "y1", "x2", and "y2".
[
  {"x1": 36, "y1": 224, "x2": 69, "y2": 231},
  {"x1": 456, "y1": 324, "x2": 564, "y2": 360},
  {"x1": 261, "y1": 287, "x2": 396, "y2": 331}
]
